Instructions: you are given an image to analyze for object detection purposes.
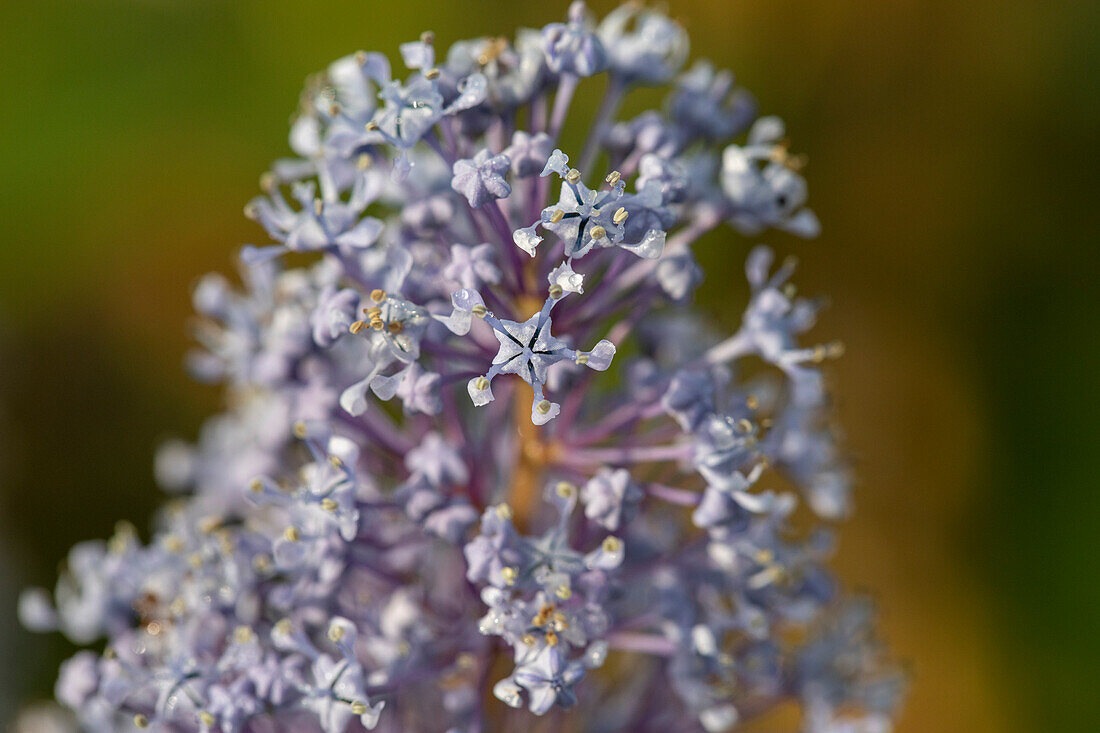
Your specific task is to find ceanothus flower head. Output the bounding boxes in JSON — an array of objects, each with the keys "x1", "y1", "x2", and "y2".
[{"x1": 22, "y1": 4, "x2": 901, "y2": 732}]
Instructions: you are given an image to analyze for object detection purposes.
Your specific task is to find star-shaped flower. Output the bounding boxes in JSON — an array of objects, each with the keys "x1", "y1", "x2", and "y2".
[
  {"x1": 467, "y1": 298, "x2": 615, "y2": 424},
  {"x1": 451, "y1": 148, "x2": 513, "y2": 207}
]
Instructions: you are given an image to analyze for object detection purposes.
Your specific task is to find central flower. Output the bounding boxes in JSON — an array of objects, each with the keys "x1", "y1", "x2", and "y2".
[
  {"x1": 492, "y1": 312, "x2": 569, "y2": 390},
  {"x1": 468, "y1": 296, "x2": 615, "y2": 425}
]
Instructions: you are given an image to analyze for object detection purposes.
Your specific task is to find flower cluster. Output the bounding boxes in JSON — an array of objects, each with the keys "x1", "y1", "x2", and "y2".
[{"x1": 21, "y1": 3, "x2": 901, "y2": 731}]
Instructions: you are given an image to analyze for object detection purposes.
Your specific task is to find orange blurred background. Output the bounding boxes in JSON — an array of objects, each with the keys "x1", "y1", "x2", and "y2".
[{"x1": 1, "y1": 1, "x2": 1096, "y2": 730}]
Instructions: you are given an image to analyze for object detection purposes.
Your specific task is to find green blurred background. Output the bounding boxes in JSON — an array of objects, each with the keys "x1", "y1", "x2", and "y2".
[{"x1": 0, "y1": 1, "x2": 1096, "y2": 730}]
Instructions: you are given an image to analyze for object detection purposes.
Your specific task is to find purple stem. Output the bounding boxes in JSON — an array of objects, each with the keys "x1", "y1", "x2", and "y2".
[
  {"x1": 578, "y1": 75, "x2": 626, "y2": 173},
  {"x1": 569, "y1": 400, "x2": 666, "y2": 446},
  {"x1": 548, "y1": 74, "x2": 579, "y2": 143},
  {"x1": 483, "y1": 200, "x2": 527, "y2": 290},
  {"x1": 563, "y1": 442, "x2": 691, "y2": 467},
  {"x1": 529, "y1": 91, "x2": 548, "y2": 134},
  {"x1": 646, "y1": 483, "x2": 701, "y2": 507},
  {"x1": 337, "y1": 410, "x2": 413, "y2": 456},
  {"x1": 606, "y1": 631, "x2": 677, "y2": 657}
]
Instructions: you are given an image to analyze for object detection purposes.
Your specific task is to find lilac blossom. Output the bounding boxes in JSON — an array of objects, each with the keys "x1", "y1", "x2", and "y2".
[{"x1": 22, "y1": 4, "x2": 901, "y2": 732}]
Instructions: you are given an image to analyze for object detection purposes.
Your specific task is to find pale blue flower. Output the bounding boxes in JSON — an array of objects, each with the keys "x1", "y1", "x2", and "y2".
[{"x1": 451, "y1": 148, "x2": 512, "y2": 207}]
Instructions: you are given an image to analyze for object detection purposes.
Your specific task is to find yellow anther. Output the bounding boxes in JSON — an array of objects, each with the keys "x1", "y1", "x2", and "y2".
[
  {"x1": 424, "y1": 67, "x2": 440, "y2": 80},
  {"x1": 827, "y1": 340, "x2": 845, "y2": 358},
  {"x1": 370, "y1": 288, "x2": 386, "y2": 303},
  {"x1": 420, "y1": 31, "x2": 435, "y2": 44},
  {"x1": 313, "y1": 199, "x2": 324, "y2": 216},
  {"x1": 370, "y1": 317, "x2": 384, "y2": 331},
  {"x1": 293, "y1": 421, "x2": 308, "y2": 439},
  {"x1": 588, "y1": 225, "x2": 606, "y2": 240},
  {"x1": 782, "y1": 283, "x2": 797, "y2": 299},
  {"x1": 575, "y1": 353, "x2": 589, "y2": 365},
  {"x1": 146, "y1": 621, "x2": 162, "y2": 636},
  {"x1": 357, "y1": 154, "x2": 372, "y2": 170},
  {"x1": 602, "y1": 536, "x2": 621, "y2": 553},
  {"x1": 555, "y1": 585, "x2": 572, "y2": 600},
  {"x1": 388, "y1": 320, "x2": 404, "y2": 335},
  {"x1": 495, "y1": 503, "x2": 512, "y2": 520},
  {"x1": 746, "y1": 395, "x2": 759, "y2": 410},
  {"x1": 605, "y1": 170, "x2": 621, "y2": 186},
  {"x1": 549, "y1": 209, "x2": 565, "y2": 223},
  {"x1": 535, "y1": 399, "x2": 552, "y2": 415},
  {"x1": 252, "y1": 554, "x2": 272, "y2": 573},
  {"x1": 755, "y1": 548, "x2": 774, "y2": 564},
  {"x1": 199, "y1": 711, "x2": 215, "y2": 727},
  {"x1": 321, "y1": 498, "x2": 339, "y2": 512},
  {"x1": 555, "y1": 481, "x2": 575, "y2": 498},
  {"x1": 365, "y1": 120, "x2": 380, "y2": 131},
  {"x1": 349, "y1": 320, "x2": 365, "y2": 334},
  {"x1": 234, "y1": 625, "x2": 254, "y2": 644},
  {"x1": 545, "y1": 630, "x2": 559, "y2": 646},
  {"x1": 613, "y1": 207, "x2": 629, "y2": 224},
  {"x1": 351, "y1": 701, "x2": 369, "y2": 715},
  {"x1": 501, "y1": 566, "x2": 518, "y2": 585},
  {"x1": 258, "y1": 171, "x2": 275, "y2": 193},
  {"x1": 565, "y1": 168, "x2": 581, "y2": 184},
  {"x1": 477, "y1": 37, "x2": 509, "y2": 65},
  {"x1": 472, "y1": 303, "x2": 487, "y2": 317},
  {"x1": 785, "y1": 152, "x2": 808, "y2": 171},
  {"x1": 198, "y1": 515, "x2": 221, "y2": 534},
  {"x1": 737, "y1": 418, "x2": 753, "y2": 434},
  {"x1": 134, "y1": 714, "x2": 150, "y2": 728},
  {"x1": 475, "y1": 376, "x2": 490, "y2": 391},
  {"x1": 365, "y1": 306, "x2": 382, "y2": 318},
  {"x1": 549, "y1": 284, "x2": 564, "y2": 299},
  {"x1": 522, "y1": 633, "x2": 536, "y2": 646},
  {"x1": 327, "y1": 623, "x2": 346, "y2": 642},
  {"x1": 457, "y1": 652, "x2": 477, "y2": 669},
  {"x1": 284, "y1": 526, "x2": 301, "y2": 542},
  {"x1": 274, "y1": 618, "x2": 293, "y2": 636},
  {"x1": 329, "y1": 455, "x2": 343, "y2": 468}
]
